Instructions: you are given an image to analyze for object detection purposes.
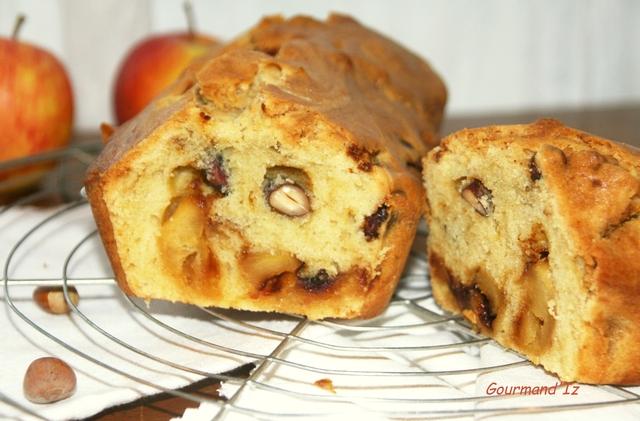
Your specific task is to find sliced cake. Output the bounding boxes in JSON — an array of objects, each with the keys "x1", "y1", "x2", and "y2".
[{"x1": 423, "y1": 119, "x2": 640, "y2": 384}]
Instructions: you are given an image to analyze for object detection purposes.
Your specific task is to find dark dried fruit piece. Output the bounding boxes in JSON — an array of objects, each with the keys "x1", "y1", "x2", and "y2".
[
  {"x1": 347, "y1": 144, "x2": 379, "y2": 172},
  {"x1": 448, "y1": 277, "x2": 496, "y2": 329},
  {"x1": 363, "y1": 204, "x2": 390, "y2": 241},
  {"x1": 431, "y1": 253, "x2": 497, "y2": 330},
  {"x1": 298, "y1": 269, "x2": 334, "y2": 292},
  {"x1": 203, "y1": 154, "x2": 229, "y2": 196},
  {"x1": 460, "y1": 178, "x2": 493, "y2": 216},
  {"x1": 529, "y1": 154, "x2": 541, "y2": 181},
  {"x1": 468, "y1": 286, "x2": 496, "y2": 329}
]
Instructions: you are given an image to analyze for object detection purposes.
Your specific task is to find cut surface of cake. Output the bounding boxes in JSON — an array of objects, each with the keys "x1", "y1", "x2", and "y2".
[
  {"x1": 423, "y1": 119, "x2": 640, "y2": 384},
  {"x1": 85, "y1": 14, "x2": 446, "y2": 320}
]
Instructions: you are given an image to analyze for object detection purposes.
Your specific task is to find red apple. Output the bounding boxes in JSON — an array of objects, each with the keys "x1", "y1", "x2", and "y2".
[
  {"x1": 113, "y1": 32, "x2": 217, "y2": 124},
  {"x1": 0, "y1": 15, "x2": 74, "y2": 195}
]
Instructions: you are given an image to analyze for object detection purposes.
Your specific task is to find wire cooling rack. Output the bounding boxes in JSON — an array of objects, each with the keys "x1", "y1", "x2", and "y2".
[{"x1": 2, "y1": 145, "x2": 640, "y2": 420}]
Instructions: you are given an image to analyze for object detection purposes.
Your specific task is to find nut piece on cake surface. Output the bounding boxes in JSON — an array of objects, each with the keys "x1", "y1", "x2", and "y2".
[
  {"x1": 460, "y1": 178, "x2": 494, "y2": 216},
  {"x1": 23, "y1": 357, "x2": 76, "y2": 404},
  {"x1": 267, "y1": 183, "x2": 311, "y2": 217},
  {"x1": 33, "y1": 286, "x2": 79, "y2": 314}
]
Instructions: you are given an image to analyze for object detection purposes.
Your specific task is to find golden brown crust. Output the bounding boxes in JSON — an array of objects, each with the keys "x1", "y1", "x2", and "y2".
[
  {"x1": 88, "y1": 91, "x2": 192, "y2": 176},
  {"x1": 86, "y1": 14, "x2": 445, "y2": 318},
  {"x1": 425, "y1": 119, "x2": 640, "y2": 384},
  {"x1": 434, "y1": 118, "x2": 640, "y2": 163},
  {"x1": 239, "y1": 14, "x2": 447, "y2": 151},
  {"x1": 84, "y1": 173, "x2": 131, "y2": 295},
  {"x1": 90, "y1": 13, "x2": 445, "y2": 181},
  {"x1": 85, "y1": 88, "x2": 194, "y2": 296}
]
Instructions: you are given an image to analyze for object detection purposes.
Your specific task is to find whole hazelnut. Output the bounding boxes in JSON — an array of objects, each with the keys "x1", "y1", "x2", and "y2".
[
  {"x1": 267, "y1": 183, "x2": 311, "y2": 217},
  {"x1": 23, "y1": 357, "x2": 76, "y2": 404},
  {"x1": 33, "y1": 286, "x2": 79, "y2": 314}
]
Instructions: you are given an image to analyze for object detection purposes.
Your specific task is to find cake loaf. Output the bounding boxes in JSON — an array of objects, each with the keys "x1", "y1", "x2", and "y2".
[
  {"x1": 423, "y1": 119, "x2": 640, "y2": 384},
  {"x1": 85, "y1": 14, "x2": 446, "y2": 319}
]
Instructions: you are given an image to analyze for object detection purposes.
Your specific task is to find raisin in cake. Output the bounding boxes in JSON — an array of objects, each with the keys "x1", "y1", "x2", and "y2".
[
  {"x1": 85, "y1": 14, "x2": 446, "y2": 320},
  {"x1": 423, "y1": 119, "x2": 640, "y2": 384}
]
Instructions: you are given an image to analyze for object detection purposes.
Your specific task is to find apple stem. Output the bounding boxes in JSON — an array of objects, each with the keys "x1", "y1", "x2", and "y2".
[
  {"x1": 11, "y1": 14, "x2": 26, "y2": 40},
  {"x1": 183, "y1": 0, "x2": 195, "y2": 38}
]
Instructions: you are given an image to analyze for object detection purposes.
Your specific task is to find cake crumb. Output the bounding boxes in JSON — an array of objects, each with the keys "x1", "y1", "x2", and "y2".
[{"x1": 314, "y1": 378, "x2": 336, "y2": 394}]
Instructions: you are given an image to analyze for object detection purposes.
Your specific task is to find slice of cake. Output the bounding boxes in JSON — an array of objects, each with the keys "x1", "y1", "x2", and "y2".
[
  {"x1": 423, "y1": 119, "x2": 640, "y2": 384},
  {"x1": 85, "y1": 14, "x2": 446, "y2": 320}
]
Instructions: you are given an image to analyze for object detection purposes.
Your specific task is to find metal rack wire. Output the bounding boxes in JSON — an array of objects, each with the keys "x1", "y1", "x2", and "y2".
[{"x1": 2, "y1": 145, "x2": 639, "y2": 420}]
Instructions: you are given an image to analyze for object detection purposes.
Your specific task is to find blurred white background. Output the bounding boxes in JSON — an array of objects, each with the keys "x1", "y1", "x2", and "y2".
[{"x1": 1, "y1": 0, "x2": 638, "y2": 131}]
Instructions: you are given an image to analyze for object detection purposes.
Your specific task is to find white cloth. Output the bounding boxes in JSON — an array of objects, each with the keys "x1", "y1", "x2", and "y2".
[
  {"x1": 1, "y1": 205, "x2": 639, "y2": 420},
  {"x1": 178, "y1": 342, "x2": 640, "y2": 421}
]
